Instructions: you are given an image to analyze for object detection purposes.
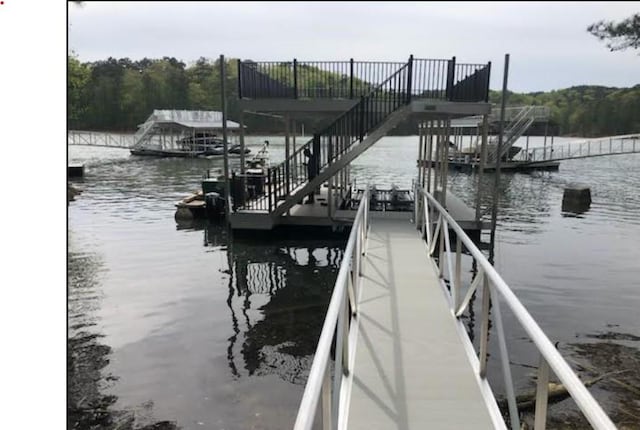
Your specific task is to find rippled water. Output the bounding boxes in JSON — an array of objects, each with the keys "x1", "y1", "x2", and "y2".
[{"x1": 69, "y1": 136, "x2": 640, "y2": 429}]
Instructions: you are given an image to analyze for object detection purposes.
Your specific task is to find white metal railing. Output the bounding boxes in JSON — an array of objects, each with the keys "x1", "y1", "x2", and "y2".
[
  {"x1": 518, "y1": 133, "x2": 640, "y2": 163},
  {"x1": 414, "y1": 186, "x2": 616, "y2": 430},
  {"x1": 489, "y1": 106, "x2": 541, "y2": 161},
  {"x1": 490, "y1": 105, "x2": 550, "y2": 123},
  {"x1": 294, "y1": 187, "x2": 370, "y2": 430},
  {"x1": 68, "y1": 130, "x2": 134, "y2": 148},
  {"x1": 132, "y1": 119, "x2": 157, "y2": 148}
]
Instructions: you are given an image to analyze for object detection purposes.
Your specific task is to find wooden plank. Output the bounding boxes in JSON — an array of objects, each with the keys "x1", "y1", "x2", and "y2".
[{"x1": 347, "y1": 219, "x2": 494, "y2": 429}]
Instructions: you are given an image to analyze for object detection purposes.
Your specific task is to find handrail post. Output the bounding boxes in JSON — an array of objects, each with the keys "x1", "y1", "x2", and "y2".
[
  {"x1": 455, "y1": 236, "x2": 461, "y2": 311},
  {"x1": 438, "y1": 218, "x2": 445, "y2": 277},
  {"x1": 406, "y1": 54, "x2": 414, "y2": 103},
  {"x1": 414, "y1": 183, "x2": 420, "y2": 229},
  {"x1": 293, "y1": 58, "x2": 298, "y2": 99},
  {"x1": 534, "y1": 355, "x2": 550, "y2": 430},
  {"x1": 485, "y1": 61, "x2": 492, "y2": 102},
  {"x1": 268, "y1": 168, "x2": 274, "y2": 211},
  {"x1": 359, "y1": 96, "x2": 365, "y2": 141},
  {"x1": 237, "y1": 59, "x2": 243, "y2": 99},
  {"x1": 350, "y1": 58, "x2": 354, "y2": 99},
  {"x1": 446, "y1": 56, "x2": 456, "y2": 101},
  {"x1": 322, "y1": 361, "x2": 332, "y2": 430},
  {"x1": 333, "y1": 284, "x2": 346, "y2": 419},
  {"x1": 479, "y1": 275, "x2": 490, "y2": 377},
  {"x1": 490, "y1": 284, "x2": 521, "y2": 430}
]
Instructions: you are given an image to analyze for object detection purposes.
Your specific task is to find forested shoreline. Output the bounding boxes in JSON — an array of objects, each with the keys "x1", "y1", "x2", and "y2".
[{"x1": 68, "y1": 55, "x2": 639, "y2": 137}]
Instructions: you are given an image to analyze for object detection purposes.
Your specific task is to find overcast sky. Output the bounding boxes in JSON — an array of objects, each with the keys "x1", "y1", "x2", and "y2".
[{"x1": 68, "y1": 1, "x2": 639, "y2": 92}]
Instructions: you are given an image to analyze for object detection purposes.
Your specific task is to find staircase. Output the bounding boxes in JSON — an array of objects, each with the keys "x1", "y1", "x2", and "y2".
[
  {"x1": 236, "y1": 59, "x2": 414, "y2": 223},
  {"x1": 131, "y1": 113, "x2": 159, "y2": 149},
  {"x1": 487, "y1": 106, "x2": 549, "y2": 161},
  {"x1": 234, "y1": 56, "x2": 492, "y2": 228}
]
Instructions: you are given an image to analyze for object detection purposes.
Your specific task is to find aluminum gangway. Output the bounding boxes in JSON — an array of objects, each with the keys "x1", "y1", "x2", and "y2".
[
  {"x1": 293, "y1": 187, "x2": 616, "y2": 430},
  {"x1": 516, "y1": 133, "x2": 640, "y2": 163},
  {"x1": 68, "y1": 130, "x2": 134, "y2": 149}
]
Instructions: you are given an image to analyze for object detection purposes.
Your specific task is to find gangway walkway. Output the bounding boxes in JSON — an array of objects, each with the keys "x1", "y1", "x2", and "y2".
[
  {"x1": 293, "y1": 187, "x2": 616, "y2": 430},
  {"x1": 519, "y1": 133, "x2": 640, "y2": 163},
  {"x1": 68, "y1": 130, "x2": 134, "y2": 149},
  {"x1": 347, "y1": 218, "x2": 496, "y2": 429}
]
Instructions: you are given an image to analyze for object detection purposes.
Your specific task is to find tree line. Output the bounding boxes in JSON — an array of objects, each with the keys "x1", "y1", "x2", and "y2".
[
  {"x1": 488, "y1": 85, "x2": 640, "y2": 137},
  {"x1": 68, "y1": 55, "x2": 240, "y2": 131},
  {"x1": 69, "y1": 55, "x2": 639, "y2": 137}
]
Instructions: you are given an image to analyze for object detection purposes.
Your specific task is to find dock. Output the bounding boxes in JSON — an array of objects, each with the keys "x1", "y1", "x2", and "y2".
[
  {"x1": 217, "y1": 55, "x2": 615, "y2": 429},
  {"x1": 292, "y1": 188, "x2": 615, "y2": 430},
  {"x1": 68, "y1": 53, "x2": 616, "y2": 428},
  {"x1": 347, "y1": 218, "x2": 495, "y2": 428}
]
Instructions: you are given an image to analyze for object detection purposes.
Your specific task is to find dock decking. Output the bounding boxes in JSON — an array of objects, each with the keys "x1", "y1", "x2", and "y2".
[{"x1": 347, "y1": 218, "x2": 495, "y2": 429}]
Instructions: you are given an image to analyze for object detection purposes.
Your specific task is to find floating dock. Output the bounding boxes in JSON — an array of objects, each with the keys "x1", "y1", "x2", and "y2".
[{"x1": 347, "y1": 218, "x2": 495, "y2": 428}]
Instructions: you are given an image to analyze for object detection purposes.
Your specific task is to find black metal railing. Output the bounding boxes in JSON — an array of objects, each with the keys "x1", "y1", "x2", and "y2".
[
  {"x1": 450, "y1": 62, "x2": 491, "y2": 102},
  {"x1": 236, "y1": 61, "x2": 413, "y2": 212},
  {"x1": 235, "y1": 56, "x2": 491, "y2": 213},
  {"x1": 239, "y1": 59, "x2": 408, "y2": 100},
  {"x1": 238, "y1": 57, "x2": 491, "y2": 103},
  {"x1": 238, "y1": 61, "x2": 295, "y2": 99},
  {"x1": 412, "y1": 58, "x2": 451, "y2": 99}
]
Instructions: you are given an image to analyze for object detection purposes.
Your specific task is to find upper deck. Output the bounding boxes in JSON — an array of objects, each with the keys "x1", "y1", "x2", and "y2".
[{"x1": 236, "y1": 57, "x2": 491, "y2": 118}]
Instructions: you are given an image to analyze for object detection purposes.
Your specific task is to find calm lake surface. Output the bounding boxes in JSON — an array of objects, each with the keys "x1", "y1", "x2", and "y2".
[{"x1": 68, "y1": 135, "x2": 640, "y2": 429}]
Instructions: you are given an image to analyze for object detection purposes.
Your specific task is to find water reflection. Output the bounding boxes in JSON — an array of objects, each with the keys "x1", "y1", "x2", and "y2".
[
  {"x1": 68, "y1": 141, "x2": 639, "y2": 429},
  {"x1": 68, "y1": 238, "x2": 180, "y2": 430},
  {"x1": 449, "y1": 171, "x2": 555, "y2": 239},
  {"x1": 201, "y1": 224, "x2": 346, "y2": 384}
]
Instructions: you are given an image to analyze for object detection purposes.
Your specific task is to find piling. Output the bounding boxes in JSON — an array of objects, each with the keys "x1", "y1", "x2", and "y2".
[
  {"x1": 68, "y1": 164, "x2": 84, "y2": 178},
  {"x1": 562, "y1": 184, "x2": 591, "y2": 213}
]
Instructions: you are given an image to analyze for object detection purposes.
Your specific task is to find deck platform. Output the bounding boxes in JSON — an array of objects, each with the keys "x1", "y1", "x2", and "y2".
[
  {"x1": 347, "y1": 218, "x2": 495, "y2": 429},
  {"x1": 230, "y1": 187, "x2": 488, "y2": 240}
]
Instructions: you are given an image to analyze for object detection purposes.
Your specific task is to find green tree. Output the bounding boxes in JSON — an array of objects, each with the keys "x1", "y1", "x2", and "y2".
[
  {"x1": 186, "y1": 57, "x2": 219, "y2": 110},
  {"x1": 588, "y1": 13, "x2": 640, "y2": 52},
  {"x1": 120, "y1": 68, "x2": 146, "y2": 128},
  {"x1": 68, "y1": 55, "x2": 90, "y2": 127}
]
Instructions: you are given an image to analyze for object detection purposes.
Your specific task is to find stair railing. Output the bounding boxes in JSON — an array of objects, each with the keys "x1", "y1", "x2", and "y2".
[
  {"x1": 237, "y1": 58, "x2": 414, "y2": 213},
  {"x1": 488, "y1": 106, "x2": 536, "y2": 161}
]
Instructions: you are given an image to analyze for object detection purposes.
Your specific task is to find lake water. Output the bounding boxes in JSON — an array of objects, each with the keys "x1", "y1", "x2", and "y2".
[{"x1": 68, "y1": 135, "x2": 640, "y2": 429}]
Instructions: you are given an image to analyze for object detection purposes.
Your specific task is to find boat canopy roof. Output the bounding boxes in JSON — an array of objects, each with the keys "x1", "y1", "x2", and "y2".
[{"x1": 138, "y1": 110, "x2": 241, "y2": 130}]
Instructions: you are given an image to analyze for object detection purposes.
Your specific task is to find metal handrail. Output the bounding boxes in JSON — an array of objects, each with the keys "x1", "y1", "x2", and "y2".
[
  {"x1": 239, "y1": 57, "x2": 491, "y2": 102},
  {"x1": 294, "y1": 187, "x2": 370, "y2": 430},
  {"x1": 488, "y1": 106, "x2": 536, "y2": 161},
  {"x1": 450, "y1": 62, "x2": 492, "y2": 102},
  {"x1": 522, "y1": 133, "x2": 640, "y2": 163},
  {"x1": 415, "y1": 186, "x2": 616, "y2": 430},
  {"x1": 235, "y1": 61, "x2": 412, "y2": 212},
  {"x1": 68, "y1": 130, "x2": 135, "y2": 149}
]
